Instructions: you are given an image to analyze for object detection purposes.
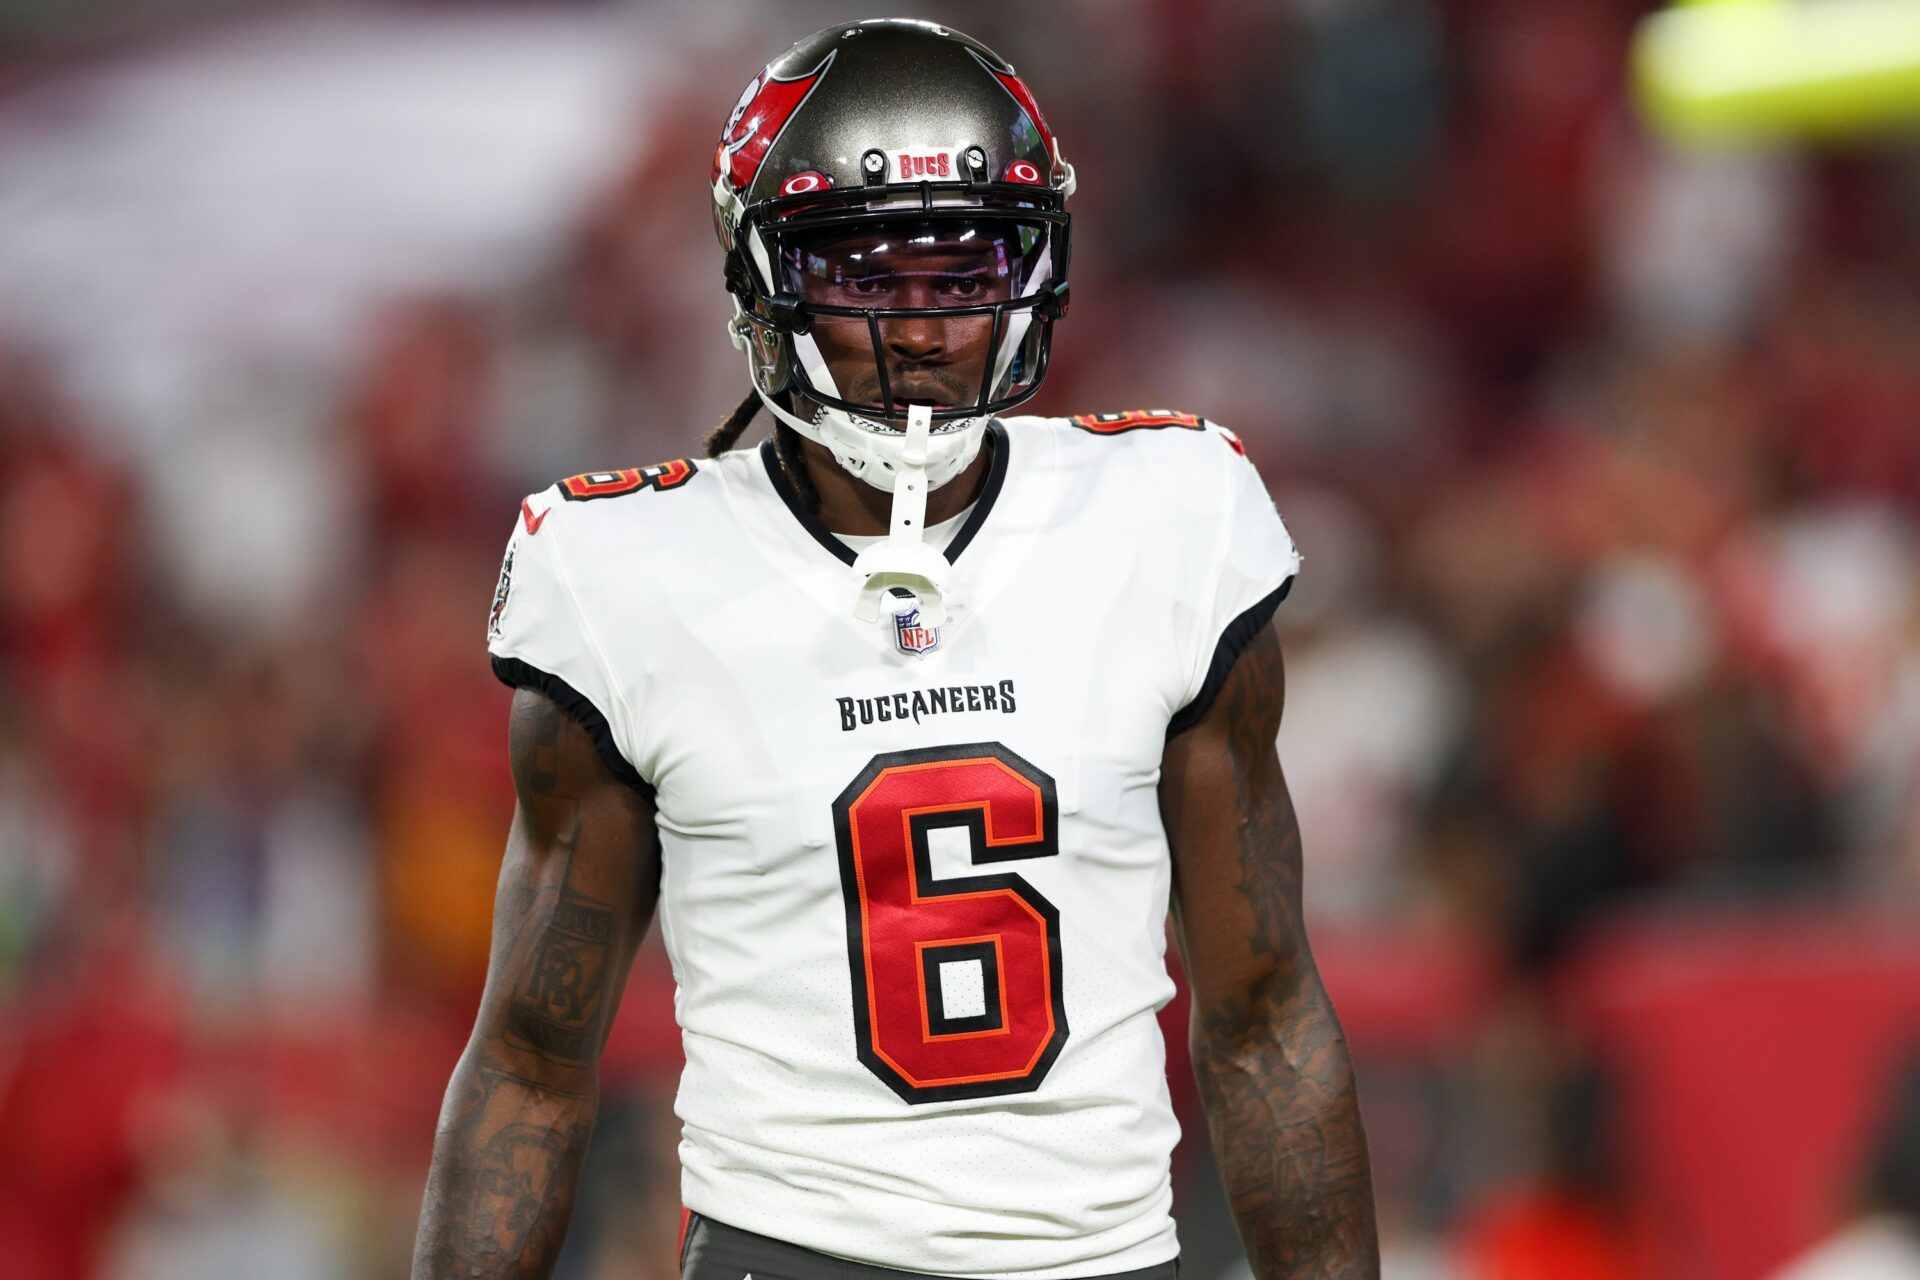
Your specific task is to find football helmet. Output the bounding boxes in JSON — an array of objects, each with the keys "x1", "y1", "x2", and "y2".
[{"x1": 713, "y1": 18, "x2": 1074, "y2": 500}]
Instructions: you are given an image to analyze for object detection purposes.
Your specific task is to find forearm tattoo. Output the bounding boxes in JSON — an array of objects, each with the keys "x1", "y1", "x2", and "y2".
[
  {"x1": 412, "y1": 692, "x2": 648, "y2": 1279},
  {"x1": 1193, "y1": 627, "x2": 1379, "y2": 1279},
  {"x1": 412, "y1": 1061, "x2": 594, "y2": 1279}
]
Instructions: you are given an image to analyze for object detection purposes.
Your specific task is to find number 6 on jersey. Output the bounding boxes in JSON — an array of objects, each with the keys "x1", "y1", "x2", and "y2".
[{"x1": 832, "y1": 744, "x2": 1069, "y2": 1103}]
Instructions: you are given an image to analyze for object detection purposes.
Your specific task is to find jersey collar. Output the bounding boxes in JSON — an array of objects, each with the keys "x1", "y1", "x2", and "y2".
[{"x1": 758, "y1": 419, "x2": 1010, "y2": 567}]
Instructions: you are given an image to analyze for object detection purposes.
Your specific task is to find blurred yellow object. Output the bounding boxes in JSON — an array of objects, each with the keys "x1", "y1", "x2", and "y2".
[{"x1": 1634, "y1": 0, "x2": 1920, "y2": 142}]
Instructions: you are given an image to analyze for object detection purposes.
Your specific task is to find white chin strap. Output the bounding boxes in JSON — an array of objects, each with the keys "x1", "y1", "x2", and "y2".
[
  {"x1": 751, "y1": 393, "x2": 970, "y2": 628},
  {"x1": 755, "y1": 396, "x2": 955, "y2": 628},
  {"x1": 848, "y1": 404, "x2": 954, "y2": 626}
]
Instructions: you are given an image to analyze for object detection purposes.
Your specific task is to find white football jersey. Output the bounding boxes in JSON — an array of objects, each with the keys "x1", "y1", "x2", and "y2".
[{"x1": 486, "y1": 412, "x2": 1299, "y2": 1279}]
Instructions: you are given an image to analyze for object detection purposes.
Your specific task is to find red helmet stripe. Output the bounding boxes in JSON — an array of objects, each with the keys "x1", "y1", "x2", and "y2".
[
  {"x1": 990, "y1": 70, "x2": 1057, "y2": 162},
  {"x1": 715, "y1": 53, "x2": 834, "y2": 194}
]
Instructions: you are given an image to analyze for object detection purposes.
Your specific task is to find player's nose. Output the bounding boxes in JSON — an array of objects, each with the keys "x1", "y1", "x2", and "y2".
[{"x1": 883, "y1": 306, "x2": 947, "y2": 362}]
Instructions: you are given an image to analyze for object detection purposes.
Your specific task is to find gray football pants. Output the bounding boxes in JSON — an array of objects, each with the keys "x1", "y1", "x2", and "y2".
[{"x1": 680, "y1": 1211, "x2": 1181, "y2": 1280}]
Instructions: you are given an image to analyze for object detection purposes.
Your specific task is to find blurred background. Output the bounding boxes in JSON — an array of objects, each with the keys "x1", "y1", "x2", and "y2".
[{"x1": 2, "y1": 1, "x2": 1919, "y2": 1277}]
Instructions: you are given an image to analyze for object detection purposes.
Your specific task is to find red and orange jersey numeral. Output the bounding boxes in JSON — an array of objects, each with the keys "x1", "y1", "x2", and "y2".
[
  {"x1": 832, "y1": 743, "x2": 1067, "y2": 1104},
  {"x1": 559, "y1": 458, "x2": 699, "y2": 501},
  {"x1": 1069, "y1": 410, "x2": 1204, "y2": 434}
]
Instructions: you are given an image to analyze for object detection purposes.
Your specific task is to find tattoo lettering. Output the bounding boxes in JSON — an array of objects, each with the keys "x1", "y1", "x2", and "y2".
[{"x1": 506, "y1": 895, "x2": 615, "y2": 1063}]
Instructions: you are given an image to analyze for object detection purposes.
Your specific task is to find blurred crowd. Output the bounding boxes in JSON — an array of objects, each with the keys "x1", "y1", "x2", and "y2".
[{"x1": 3, "y1": 2, "x2": 1920, "y2": 1278}]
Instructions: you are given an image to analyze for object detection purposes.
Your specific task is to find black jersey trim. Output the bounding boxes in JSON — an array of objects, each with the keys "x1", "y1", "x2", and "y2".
[
  {"x1": 491, "y1": 654, "x2": 655, "y2": 799},
  {"x1": 761, "y1": 437, "x2": 856, "y2": 565},
  {"x1": 758, "y1": 420, "x2": 1010, "y2": 567},
  {"x1": 1165, "y1": 577, "x2": 1294, "y2": 739},
  {"x1": 941, "y1": 420, "x2": 1010, "y2": 562}
]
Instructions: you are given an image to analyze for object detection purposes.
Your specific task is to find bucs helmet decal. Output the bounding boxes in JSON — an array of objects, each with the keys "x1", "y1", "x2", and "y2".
[{"x1": 714, "y1": 51, "x2": 836, "y2": 198}]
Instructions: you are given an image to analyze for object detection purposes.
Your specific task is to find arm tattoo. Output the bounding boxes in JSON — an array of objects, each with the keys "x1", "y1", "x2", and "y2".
[
  {"x1": 414, "y1": 1063, "x2": 595, "y2": 1279},
  {"x1": 505, "y1": 894, "x2": 616, "y2": 1064},
  {"x1": 1186, "y1": 626, "x2": 1380, "y2": 1279},
  {"x1": 412, "y1": 691, "x2": 657, "y2": 1279}
]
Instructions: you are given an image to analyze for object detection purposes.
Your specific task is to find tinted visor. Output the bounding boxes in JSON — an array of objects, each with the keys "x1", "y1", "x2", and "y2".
[
  {"x1": 778, "y1": 218, "x2": 1051, "y2": 310},
  {"x1": 773, "y1": 217, "x2": 1056, "y2": 419}
]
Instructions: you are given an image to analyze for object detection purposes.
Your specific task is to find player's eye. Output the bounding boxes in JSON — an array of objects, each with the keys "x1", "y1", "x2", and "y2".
[
  {"x1": 938, "y1": 274, "x2": 989, "y2": 299},
  {"x1": 843, "y1": 275, "x2": 890, "y2": 296}
]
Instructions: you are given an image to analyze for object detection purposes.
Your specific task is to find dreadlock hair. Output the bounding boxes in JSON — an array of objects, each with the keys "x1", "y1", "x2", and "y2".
[
  {"x1": 704, "y1": 388, "x2": 762, "y2": 458},
  {"x1": 705, "y1": 387, "x2": 822, "y2": 512}
]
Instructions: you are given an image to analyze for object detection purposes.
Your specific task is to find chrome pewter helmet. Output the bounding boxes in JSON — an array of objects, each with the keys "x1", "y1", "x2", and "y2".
[{"x1": 712, "y1": 18, "x2": 1074, "y2": 499}]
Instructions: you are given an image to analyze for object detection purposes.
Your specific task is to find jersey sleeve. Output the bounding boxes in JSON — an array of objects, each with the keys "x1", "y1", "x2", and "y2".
[
  {"x1": 1167, "y1": 425, "x2": 1301, "y2": 736},
  {"x1": 486, "y1": 494, "x2": 652, "y2": 795}
]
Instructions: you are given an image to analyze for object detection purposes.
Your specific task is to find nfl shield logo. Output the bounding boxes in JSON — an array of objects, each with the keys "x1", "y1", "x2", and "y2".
[{"x1": 893, "y1": 608, "x2": 941, "y2": 656}]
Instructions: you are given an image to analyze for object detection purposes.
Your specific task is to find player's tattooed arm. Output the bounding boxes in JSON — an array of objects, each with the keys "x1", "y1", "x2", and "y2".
[
  {"x1": 1161, "y1": 623, "x2": 1380, "y2": 1280},
  {"x1": 411, "y1": 688, "x2": 662, "y2": 1280}
]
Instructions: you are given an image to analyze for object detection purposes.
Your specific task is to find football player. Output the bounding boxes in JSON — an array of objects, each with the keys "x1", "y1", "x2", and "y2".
[{"x1": 413, "y1": 19, "x2": 1377, "y2": 1280}]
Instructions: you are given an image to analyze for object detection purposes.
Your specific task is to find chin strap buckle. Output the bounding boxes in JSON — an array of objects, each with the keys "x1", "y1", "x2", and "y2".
[
  {"x1": 723, "y1": 247, "x2": 755, "y2": 299},
  {"x1": 763, "y1": 292, "x2": 811, "y2": 335}
]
